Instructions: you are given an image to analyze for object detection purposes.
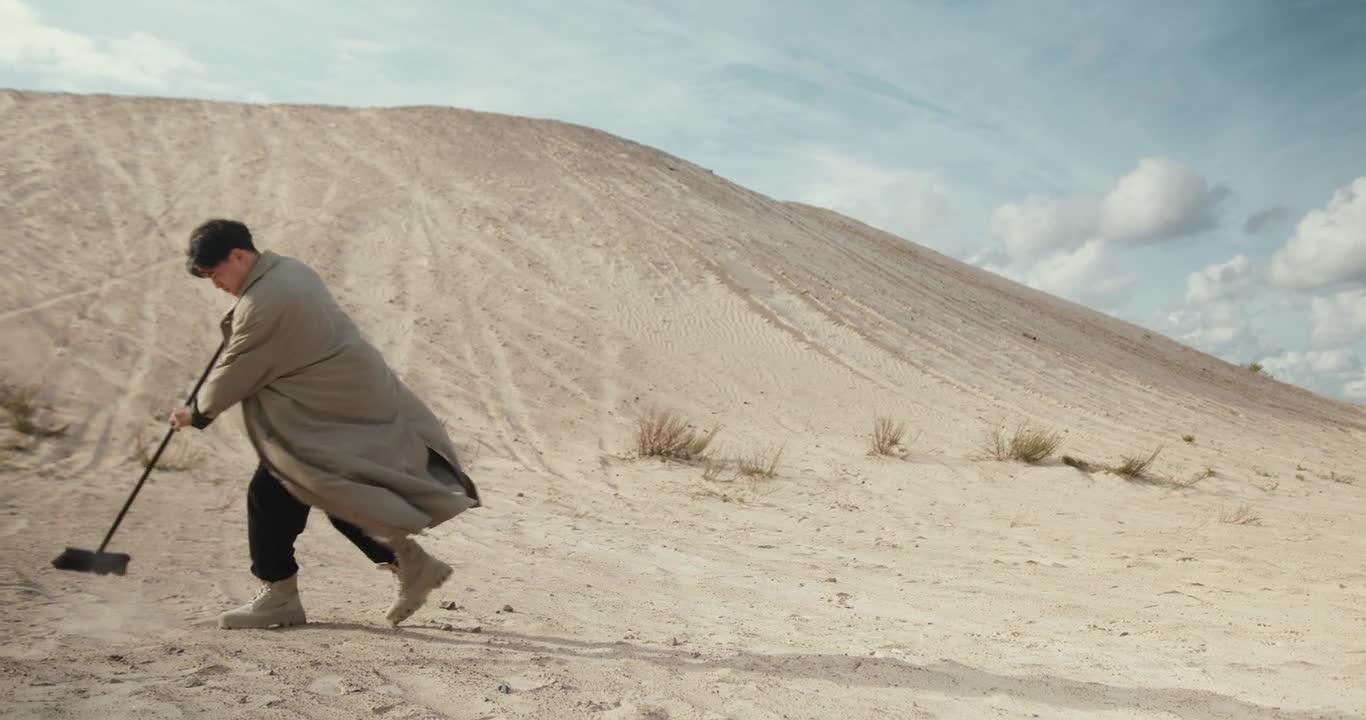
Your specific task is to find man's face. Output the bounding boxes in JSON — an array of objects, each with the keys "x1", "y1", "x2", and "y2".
[{"x1": 200, "y1": 249, "x2": 256, "y2": 296}]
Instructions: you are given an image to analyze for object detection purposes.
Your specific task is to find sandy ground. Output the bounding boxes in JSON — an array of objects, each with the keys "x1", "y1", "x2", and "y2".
[{"x1": 2, "y1": 89, "x2": 1365, "y2": 719}]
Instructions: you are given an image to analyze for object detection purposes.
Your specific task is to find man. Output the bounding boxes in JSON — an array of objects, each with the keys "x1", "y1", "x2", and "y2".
[{"x1": 169, "y1": 218, "x2": 480, "y2": 630}]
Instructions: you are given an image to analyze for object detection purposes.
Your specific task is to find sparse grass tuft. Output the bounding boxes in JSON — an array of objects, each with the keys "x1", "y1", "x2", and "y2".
[
  {"x1": 869, "y1": 416, "x2": 908, "y2": 456},
  {"x1": 702, "y1": 456, "x2": 728, "y2": 483},
  {"x1": 1182, "y1": 434, "x2": 1195, "y2": 444},
  {"x1": 982, "y1": 420, "x2": 1061, "y2": 464},
  {"x1": 0, "y1": 383, "x2": 69, "y2": 438},
  {"x1": 1329, "y1": 471, "x2": 1355, "y2": 485},
  {"x1": 737, "y1": 443, "x2": 784, "y2": 479},
  {"x1": 702, "y1": 441, "x2": 784, "y2": 483},
  {"x1": 1218, "y1": 503, "x2": 1262, "y2": 525},
  {"x1": 1246, "y1": 361, "x2": 1264, "y2": 373},
  {"x1": 635, "y1": 407, "x2": 718, "y2": 461},
  {"x1": 1110, "y1": 446, "x2": 1162, "y2": 481}
]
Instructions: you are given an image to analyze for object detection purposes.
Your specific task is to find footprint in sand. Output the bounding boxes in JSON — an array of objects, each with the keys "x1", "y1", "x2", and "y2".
[{"x1": 306, "y1": 674, "x2": 351, "y2": 697}]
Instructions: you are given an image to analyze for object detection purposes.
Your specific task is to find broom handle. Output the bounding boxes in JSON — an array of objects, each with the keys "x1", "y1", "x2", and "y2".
[{"x1": 96, "y1": 341, "x2": 226, "y2": 554}]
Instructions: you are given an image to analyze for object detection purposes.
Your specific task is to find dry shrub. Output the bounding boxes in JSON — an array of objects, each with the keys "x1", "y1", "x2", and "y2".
[
  {"x1": 702, "y1": 442, "x2": 784, "y2": 483},
  {"x1": 737, "y1": 443, "x2": 784, "y2": 479},
  {"x1": 869, "y1": 416, "x2": 907, "y2": 456},
  {"x1": 0, "y1": 383, "x2": 69, "y2": 438},
  {"x1": 635, "y1": 408, "x2": 717, "y2": 461},
  {"x1": 1110, "y1": 446, "x2": 1161, "y2": 480},
  {"x1": 702, "y1": 456, "x2": 729, "y2": 483},
  {"x1": 1218, "y1": 503, "x2": 1261, "y2": 525},
  {"x1": 982, "y1": 420, "x2": 1061, "y2": 463}
]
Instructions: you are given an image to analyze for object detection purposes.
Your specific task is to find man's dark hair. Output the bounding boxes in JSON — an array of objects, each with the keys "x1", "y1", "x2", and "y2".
[{"x1": 186, "y1": 219, "x2": 257, "y2": 277}]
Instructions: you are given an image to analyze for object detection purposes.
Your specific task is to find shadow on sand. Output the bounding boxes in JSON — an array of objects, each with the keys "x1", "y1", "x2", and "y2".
[{"x1": 281, "y1": 622, "x2": 1356, "y2": 720}]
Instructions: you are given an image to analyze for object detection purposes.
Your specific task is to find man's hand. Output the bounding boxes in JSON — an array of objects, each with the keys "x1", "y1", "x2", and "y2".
[{"x1": 169, "y1": 406, "x2": 193, "y2": 431}]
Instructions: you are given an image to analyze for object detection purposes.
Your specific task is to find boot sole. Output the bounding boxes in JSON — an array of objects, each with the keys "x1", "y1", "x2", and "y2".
[
  {"x1": 219, "y1": 611, "x2": 307, "y2": 630},
  {"x1": 387, "y1": 559, "x2": 453, "y2": 627}
]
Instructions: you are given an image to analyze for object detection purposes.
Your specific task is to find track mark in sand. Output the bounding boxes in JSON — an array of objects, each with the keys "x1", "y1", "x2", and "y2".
[
  {"x1": 699, "y1": 256, "x2": 886, "y2": 390},
  {"x1": 478, "y1": 317, "x2": 564, "y2": 478},
  {"x1": 447, "y1": 271, "x2": 546, "y2": 474},
  {"x1": 396, "y1": 182, "x2": 448, "y2": 376},
  {"x1": 391, "y1": 174, "x2": 569, "y2": 477},
  {"x1": 355, "y1": 113, "x2": 441, "y2": 378},
  {"x1": 480, "y1": 310, "x2": 609, "y2": 415},
  {"x1": 0, "y1": 256, "x2": 182, "y2": 323},
  {"x1": 610, "y1": 189, "x2": 890, "y2": 393},
  {"x1": 442, "y1": 266, "x2": 564, "y2": 478},
  {"x1": 372, "y1": 666, "x2": 479, "y2": 718},
  {"x1": 595, "y1": 324, "x2": 624, "y2": 454},
  {"x1": 64, "y1": 252, "x2": 174, "y2": 475}
]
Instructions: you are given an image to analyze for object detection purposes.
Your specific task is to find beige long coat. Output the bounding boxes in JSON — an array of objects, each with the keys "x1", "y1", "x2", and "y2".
[{"x1": 193, "y1": 251, "x2": 480, "y2": 539}]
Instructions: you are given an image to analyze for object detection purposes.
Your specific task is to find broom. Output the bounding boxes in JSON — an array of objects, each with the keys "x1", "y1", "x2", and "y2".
[{"x1": 51, "y1": 340, "x2": 224, "y2": 576}]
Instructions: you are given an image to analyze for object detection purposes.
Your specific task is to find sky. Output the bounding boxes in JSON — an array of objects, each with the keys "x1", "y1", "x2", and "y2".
[{"x1": 4, "y1": 0, "x2": 1366, "y2": 402}]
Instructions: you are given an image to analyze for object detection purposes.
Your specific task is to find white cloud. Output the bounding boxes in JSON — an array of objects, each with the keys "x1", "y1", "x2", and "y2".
[
  {"x1": 1185, "y1": 254, "x2": 1254, "y2": 305},
  {"x1": 987, "y1": 156, "x2": 1228, "y2": 327},
  {"x1": 1283, "y1": 349, "x2": 1359, "y2": 374},
  {"x1": 1165, "y1": 301, "x2": 1254, "y2": 356},
  {"x1": 1260, "y1": 349, "x2": 1363, "y2": 397},
  {"x1": 988, "y1": 157, "x2": 1225, "y2": 261},
  {"x1": 1344, "y1": 373, "x2": 1366, "y2": 402},
  {"x1": 0, "y1": 0, "x2": 203, "y2": 88},
  {"x1": 1268, "y1": 176, "x2": 1366, "y2": 290},
  {"x1": 990, "y1": 196, "x2": 1098, "y2": 260},
  {"x1": 1098, "y1": 157, "x2": 1228, "y2": 245},
  {"x1": 1310, "y1": 289, "x2": 1366, "y2": 347},
  {"x1": 791, "y1": 147, "x2": 950, "y2": 237},
  {"x1": 999, "y1": 240, "x2": 1136, "y2": 308}
]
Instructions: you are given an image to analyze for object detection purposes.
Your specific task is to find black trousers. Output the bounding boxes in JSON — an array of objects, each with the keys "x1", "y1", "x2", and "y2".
[{"x1": 247, "y1": 462, "x2": 396, "y2": 582}]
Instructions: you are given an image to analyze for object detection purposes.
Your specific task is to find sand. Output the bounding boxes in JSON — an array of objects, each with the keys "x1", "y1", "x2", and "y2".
[{"x1": 2, "y1": 88, "x2": 1364, "y2": 719}]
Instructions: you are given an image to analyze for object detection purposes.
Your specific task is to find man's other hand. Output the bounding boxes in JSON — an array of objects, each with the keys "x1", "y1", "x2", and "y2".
[{"x1": 170, "y1": 406, "x2": 193, "y2": 430}]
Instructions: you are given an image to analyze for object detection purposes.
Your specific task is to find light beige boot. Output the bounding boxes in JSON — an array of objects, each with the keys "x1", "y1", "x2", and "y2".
[
  {"x1": 218, "y1": 575, "x2": 306, "y2": 630},
  {"x1": 384, "y1": 536, "x2": 452, "y2": 626}
]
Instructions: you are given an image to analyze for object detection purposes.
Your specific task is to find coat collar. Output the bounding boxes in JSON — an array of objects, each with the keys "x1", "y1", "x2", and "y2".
[
  {"x1": 221, "y1": 250, "x2": 284, "y2": 322},
  {"x1": 240, "y1": 250, "x2": 282, "y2": 296}
]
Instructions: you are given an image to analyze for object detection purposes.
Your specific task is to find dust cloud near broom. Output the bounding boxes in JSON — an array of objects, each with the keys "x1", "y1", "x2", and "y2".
[{"x1": 2, "y1": 89, "x2": 1364, "y2": 719}]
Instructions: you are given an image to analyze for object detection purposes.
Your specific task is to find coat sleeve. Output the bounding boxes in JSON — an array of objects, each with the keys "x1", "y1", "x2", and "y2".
[{"x1": 193, "y1": 294, "x2": 289, "y2": 422}]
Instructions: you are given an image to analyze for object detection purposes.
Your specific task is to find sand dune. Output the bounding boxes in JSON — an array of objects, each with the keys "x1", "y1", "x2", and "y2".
[{"x1": 2, "y1": 89, "x2": 1364, "y2": 718}]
